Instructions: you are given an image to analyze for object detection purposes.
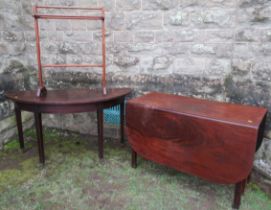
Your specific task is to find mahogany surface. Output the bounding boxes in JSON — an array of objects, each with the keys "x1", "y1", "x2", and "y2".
[
  {"x1": 6, "y1": 88, "x2": 131, "y2": 106},
  {"x1": 126, "y1": 92, "x2": 267, "y2": 184},
  {"x1": 6, "y1": 88, "x2": 132, "y2": 164}
]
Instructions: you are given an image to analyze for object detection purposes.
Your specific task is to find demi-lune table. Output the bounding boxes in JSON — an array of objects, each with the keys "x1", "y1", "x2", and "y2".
[{"x1": 5, "y1": 88, "x2": 132, "y2": 164}]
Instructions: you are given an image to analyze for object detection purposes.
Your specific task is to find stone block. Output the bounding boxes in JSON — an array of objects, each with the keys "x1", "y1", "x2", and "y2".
[
  {"x1": 0, "y1": 0, "x2": 20, "y2": 14},
  {"x1": 251, "y1": 58, "x2": 271, "y2": 83},
  {"x1": 114, "y1": 31, "x2": 133, "y2": 43},
  {"x1": 25, "y1": 42, "x2": 36, "y2": 54},
  {"x1": 46, "y1": 31, "x2": 64, "y2": 42},
  {"x1": 237, "y1": 6, "x2": 271, "y2": 24},
  {"x1": 0, "y1": 101, "x2": 14, "y2": 120},
  {"x1": 180, "y1": 0, "x2": 236, "y2": 7},
  {"x1": 152, "y1": 55, "x2": 173, "y2": 71},
  {"x1": 142, "y1": 0, "x2": 179, "y2": 10},
  {"x1": 202, "y1": 77, "x2": 225, "y2": 101},
  {"x1": 191, "y1": 44, "x2": 215, "y2": 55},
  {"x1": 259, "y1": 43, "x2": 271, "y2": 55},
  {"x1": 205, "y1": 59, "x2": 232, "y2": 79},
  {"x1": 87, "y1": 20, "x2": 102, "y2": 30},
  {"x1": 192, "y1": 8, "x2": 235, "y2": 28},
  {"x1": 3, "y1": 31, "x2": 24, "y2": 42},
  {"x1": 93, "y1": 30, "x2": 113, "y2": 41},
  {"x1": 239, "y1": 0, "x2": 269, "y2": 7},
  {"x1": 202, "y1": 29, "x2": 234, "y2": 43},
  {"x1": 126, "y1": 43, "x2": 156, "y2": 53},
  {"x1": 1, "y1": 12, "x2": 24, "y2": 31},
  {"x1": 231, "y1": 58, "x2": 254, "y2": 76},
  {"x1": 161, "y1": 42, "x2": 189, "y2": 55},
  {"x1": 71, "y1": 21, "x2": 87, "y2": 31},
  {"x1": 114, "y1": 51, "x2": 139, "y2": 67},
  {"x1": 66, "y1": 54, "x2": 84, "y2": 64},
  {"x1": 137, "y1": 55, "x2": 153, "y2": 73},
  {"x1": 40, "y1": 20, "x2": 56, "y2": 31},
  {"x1": 126, "y1": 12, "x2": 163, "y2": 30},
  {"x1": 58, "y1": 42, "x2": 77, "y2": 54},
  {"x1": 110, "y1": 12, "x2": 126, "y2": 31},
  {"x1": 156, "y1": 30, "x2": 197, "y2": 42},
  {"x1": 164, "y1": 9, "x2": 190, "y2": 27},
  {"x1": 80, "y1": 42, "x2": 101, "y2": 55},
  {"x1": 64, "y1": 31, "x2": 93, "y2": 42},
  {"x1": 42, "y1": 42, "x2": 59, "y2": 54},
  {"x1": 213, "y1": 44, "x2": 233, "y2": 58},
  {"x1": 235, "y1": 28, "x2": 261, "y2": 42},
  {"x1": 21, "y1": 0, "x2": 32, "y2": 15},
  {"x1": 116, "y1": 0, "x2": 141, "y2": 11},
  {"x1": 173, "y1": 57, "x2": 206, "y2": 76},
  {"x1": 98, "y1": 0, "x2": 115, "y2": 10},
  {"x1": 134, "y1": 31, "x2": 155, "y2": 43},
  {"x1": 9, "y1": 42, "x2": 26, "y2": 56},
  {"x1": 0, "y1": 42, "x2": 8, "y2": 56},
  {"x1": 233, "y1": 43, "x2": 255, "y2": 59},
  {"x1": 56, "y1": 21, "x2": 71, "y2": 31}
]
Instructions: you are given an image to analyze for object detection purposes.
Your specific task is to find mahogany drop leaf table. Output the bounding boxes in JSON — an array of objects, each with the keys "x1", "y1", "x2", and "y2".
[
  {"x1": 126, "y1": 92, "x2": 267, "y2": 209},
  {"x1": 5, "y1": 88, "x2": 131, "y2": 164}
]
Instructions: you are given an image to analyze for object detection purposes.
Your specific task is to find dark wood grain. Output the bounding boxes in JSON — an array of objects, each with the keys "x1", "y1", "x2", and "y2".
[
  {"x1": 126, "y1": 92, "x2": 267, "y2": 184},
  {"x1": 15, "y1": 105, "x2": 24, "y2": 150},
  {"x1": 97, "y1": 108, "x2": 104, "y2": 159},
  {"x1": 6, "y1": 88, "x2": 132, "y2": 164},
  {"x1": 34, "y1": 112, "x2": 45, "y2": 164},
  {"x1": 126, "y1": 92, "x2": 267, "y2": 209},
  {"x1": 120, "y1": 102, "x2": 125, "y2": 144},
  {"x1": 6, "y1": 88, "x2": 131, "y2": 106}
]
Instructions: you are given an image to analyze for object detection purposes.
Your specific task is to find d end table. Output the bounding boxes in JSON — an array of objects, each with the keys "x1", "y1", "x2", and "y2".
[{"x1": 5, "y1": 88, "x2": 132, "y2": 164}]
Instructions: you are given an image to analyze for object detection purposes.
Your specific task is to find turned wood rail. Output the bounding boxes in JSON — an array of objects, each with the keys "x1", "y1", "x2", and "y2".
[{"x1": 126, "y1": 92, "x2": 267, "y2": 209}]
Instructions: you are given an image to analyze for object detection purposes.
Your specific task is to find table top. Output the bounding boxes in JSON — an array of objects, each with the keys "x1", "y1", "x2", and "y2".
[
  {"x1": 128, "y1": 92, "x2": 267, "y2": 128},
  {"x1": 5, "y1": 88, "x2": 132, "y2": 105}
]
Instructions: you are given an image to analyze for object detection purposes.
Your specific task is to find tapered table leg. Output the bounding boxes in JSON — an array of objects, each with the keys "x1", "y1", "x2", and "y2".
[
  {"x1": 120, "y1": 101, "x2": 125, "y2": 144},
  {"x1": 97, "y1": 109, "x2": 104, "y2": 159},
  {"x1": 15, "y1": 105, "x2": 24, "y2": 150},
  {"x1": 34, "y1": 112, "x2": 45, "y2": 164},
  {"x1": 131, "y1": 149, "x2": 137, "y2": 168},
  {"x1": 247, "y1": 173, "x2": 251, "y2": 184},
  {"x1": 233, "y1": 179, "x2": 246, "y2": 209}
]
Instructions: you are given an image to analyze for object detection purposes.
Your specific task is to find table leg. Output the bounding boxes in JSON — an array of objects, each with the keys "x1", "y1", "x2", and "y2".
[
  {"x1": 15, "y1": 105, "x2": 24, "y2": 150},
  {"x1": 232, "y1": 179, "x2": 246, "y2": 209},
  {"x1": 131, "y1": 149, "x2": 137, "y2": 168},
  {"x1": 97, "y1": 109, "x2": 104, "y2": 159},
  {"x1": 120, "y1": 101, "x2": 125, "y2": 144},
  {"x1": 247, "y1": 173, "x2": 251, "y2": 184},
  {"x1": 34, "y1": 112, "x2": 45, "y2": 164}
]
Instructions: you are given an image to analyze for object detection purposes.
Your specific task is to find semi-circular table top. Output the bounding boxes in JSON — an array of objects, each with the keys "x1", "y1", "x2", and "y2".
[{"x1": 5, "y1": 88, "x2": 132, "y2": 105}]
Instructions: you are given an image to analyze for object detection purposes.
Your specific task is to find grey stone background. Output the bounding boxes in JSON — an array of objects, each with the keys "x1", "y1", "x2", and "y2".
[{"x1": 0, "y1": 0, "x2": 271, "y2": 193}]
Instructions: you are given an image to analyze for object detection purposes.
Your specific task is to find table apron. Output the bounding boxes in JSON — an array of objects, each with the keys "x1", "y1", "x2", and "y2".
[{"x1": 15, "y1": 97, "x2": 125, "y2": 113}]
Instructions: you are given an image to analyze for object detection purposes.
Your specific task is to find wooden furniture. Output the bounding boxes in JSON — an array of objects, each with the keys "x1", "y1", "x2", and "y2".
[
  {"x1": 32, "y1": 5, "x2": 107, "y2": 96},
  {"x1": 5, "y1": 6, "x2": 132, "y2": 164},
  {"x1": 5, "y1": 88, "x2": 131, "y2": 164},
  {"x1": 126, "y1": 92, "x2": 267, "y2": 209}
]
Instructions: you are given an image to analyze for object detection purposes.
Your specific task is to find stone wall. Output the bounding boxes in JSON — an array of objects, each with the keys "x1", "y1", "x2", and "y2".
[
  {"x1": 0, "y1": 0, "x2": 271, "y2": 192},
  {"x1": 0, "y1": 0, "x2": 37, "y2": 148}
]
